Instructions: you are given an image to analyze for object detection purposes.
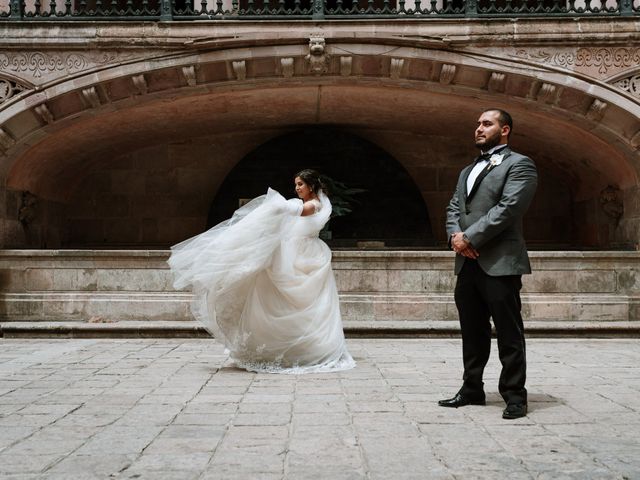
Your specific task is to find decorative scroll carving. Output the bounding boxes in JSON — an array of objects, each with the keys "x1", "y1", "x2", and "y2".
[
  {"x1": 232, "y1": 60, "x2": 246, "y2": 81},
  {"x1": 513, "y1": 47, "x2": 640, "y2": 76},
  {"x1": 614, "y1": 75, "x2": 640, "y2": 98},
  {"x1": 181, "y1": 65, "x2": 197, "y2": 87},
  {"x1": 487, "y1": 72, "x2": 506, "y2": 93},
  {"x1": 0, "y1": 52, "x2": 120, "y2": 79},
  {"x1": 0, "y1": 77, "x2": 28, "y2": 105},
  {"x1": 306, "y1": 36, "x2": 330, "y2": 75},
  {"x1": 586, "y1": 99, "x2": 608, "y2": 122},
  {"x1": 599, "y1": 185, "x2": 623, "y2": 223},
  {"x1": 537, "y1": 83, "x2": 556, "y2": 104},
  {"x1": 390, "y1": 58, "x2": 404, "y2": 79},
  {"x1": 281, "y1": 58, "x2": 294, "y2": 78},
  {"x1": 34, "y1": 103, "x2": 54, "y2": 124},
  {"x1": 439, "y1": 64, "x2": 456, "y2": 84},
  {"x1": 340, "y1": 56, "x2": 352, "y2": 77},
  {"x1": 132, "y1": 74, "x2": 148, "y2": 95},
  {"x1": 81, "y1": 87, "x2": 101, "y2": 108},
  {"x1": 0, "y1": 127, "x2": 15, "y2": 152}
]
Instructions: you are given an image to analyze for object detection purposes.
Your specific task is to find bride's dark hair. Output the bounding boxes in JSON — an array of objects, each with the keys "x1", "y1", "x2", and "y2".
[{"x1": 295, "y1": 169, "x2": 326, "y2": 195}]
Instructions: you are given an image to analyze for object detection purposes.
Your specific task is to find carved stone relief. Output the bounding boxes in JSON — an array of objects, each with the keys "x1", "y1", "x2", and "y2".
[
  {"x1": 0, "y1": 51, "x2": 153, "y2": 85},
  {"x1": 306, "y1": 36, "x2": 330, "y2": 75},
  {"x1": 0, "y1": 77, "x2": 28, "y2": 105},
  {"x1": 510, "y1": 47, "x2": 640, "y2": 79},
  {"x1": 19, "y1": 191, "x2": 37, "y2": 226},
  {"x1": 599, "y1": 185, "x2": 623, "y2": 223},
  {"x1": 614, "y1": 75, "x2": 640, "y2": 98}
]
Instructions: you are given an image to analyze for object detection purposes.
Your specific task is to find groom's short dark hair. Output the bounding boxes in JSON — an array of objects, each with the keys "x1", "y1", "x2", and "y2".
[{"x1": 484, "y1": 108, "x2": 513, "y2": 137}]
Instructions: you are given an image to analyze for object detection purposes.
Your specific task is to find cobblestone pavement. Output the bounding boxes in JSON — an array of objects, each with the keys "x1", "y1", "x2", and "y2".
[{"x1": 0, "y1": 338, "x2": 639, "y2": 479}]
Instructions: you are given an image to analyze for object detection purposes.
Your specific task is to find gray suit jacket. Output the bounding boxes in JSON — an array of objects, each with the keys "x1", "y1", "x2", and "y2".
[{"x1": 446, "y1": 147, "x2": 538, "y2": 276}]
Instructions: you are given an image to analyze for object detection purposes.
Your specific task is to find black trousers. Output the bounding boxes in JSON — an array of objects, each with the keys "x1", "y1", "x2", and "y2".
[{"x1": 454, "y1": 259, "x2": 527, "y2": 405}]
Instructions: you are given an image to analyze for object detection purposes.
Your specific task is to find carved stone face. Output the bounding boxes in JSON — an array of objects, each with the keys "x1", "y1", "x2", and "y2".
[{"x1": 309, "y1": 37, "x2": 325, "y2": 56}]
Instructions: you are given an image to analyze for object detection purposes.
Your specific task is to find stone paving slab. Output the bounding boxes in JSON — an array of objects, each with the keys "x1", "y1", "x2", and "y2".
[{"x1": 0, "y1": 338, "x2": 639, "y2": 479}]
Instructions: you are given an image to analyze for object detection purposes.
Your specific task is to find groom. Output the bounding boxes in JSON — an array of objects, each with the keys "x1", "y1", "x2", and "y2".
[{"x1": 440, "y1": 108, "x2": 538, "y2": 419}]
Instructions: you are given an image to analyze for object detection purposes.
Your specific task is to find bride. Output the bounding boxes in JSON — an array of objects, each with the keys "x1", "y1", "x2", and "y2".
[{"x1": 168, "y1": 169, "x2": 356, "y2": 374}]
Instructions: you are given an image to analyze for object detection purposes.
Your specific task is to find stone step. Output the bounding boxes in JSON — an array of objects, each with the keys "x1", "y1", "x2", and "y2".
[
  {"x1": 2, "y1": 292, "x2": 637, "y2": 323},
  {"x1": 2, "y1": 320, "x2": 639, "y2": 338}
]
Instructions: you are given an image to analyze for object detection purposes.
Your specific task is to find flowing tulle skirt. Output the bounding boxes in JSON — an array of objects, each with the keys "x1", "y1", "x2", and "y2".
[{"x1": 168, "y1": 189, "x2": 355, "y2": 374}]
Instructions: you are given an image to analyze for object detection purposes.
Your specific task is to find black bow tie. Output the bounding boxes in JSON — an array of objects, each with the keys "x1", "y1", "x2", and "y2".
[{"x1": 475, "y1": 153, "x2": 492, "y2": 163}]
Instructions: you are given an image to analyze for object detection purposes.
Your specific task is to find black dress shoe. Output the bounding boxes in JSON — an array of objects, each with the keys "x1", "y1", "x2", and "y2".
[
  {"x1": 502, "y1": 403, "x2": 528, "y2": 419},
  {"x1": 438, "y1": 393, "x2": 486, "y2": 408}
]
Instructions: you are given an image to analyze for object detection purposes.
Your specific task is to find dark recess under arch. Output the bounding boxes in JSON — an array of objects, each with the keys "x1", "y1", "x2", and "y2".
[{"x1": 208, "y1": 128, "x2": 435, "y2": 248}]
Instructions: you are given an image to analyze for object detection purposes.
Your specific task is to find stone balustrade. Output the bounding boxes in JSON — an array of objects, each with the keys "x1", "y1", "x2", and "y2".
[{"x1": 0, "y1": 250, "x2": 638, "y2": 336}]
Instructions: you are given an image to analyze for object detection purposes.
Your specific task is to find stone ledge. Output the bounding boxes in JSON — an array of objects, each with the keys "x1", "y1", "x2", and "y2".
[
  {"x1": 0, "y1": 321, "x2": 210, "y2": 338},
  {"x1": 2, "y1": 320, "x2": 639, "y2": 338}
]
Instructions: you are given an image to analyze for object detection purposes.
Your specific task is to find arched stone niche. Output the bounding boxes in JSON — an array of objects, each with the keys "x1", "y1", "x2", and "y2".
[{"x1": 208, "y1": 128, "x2": 435, "y2": 247}]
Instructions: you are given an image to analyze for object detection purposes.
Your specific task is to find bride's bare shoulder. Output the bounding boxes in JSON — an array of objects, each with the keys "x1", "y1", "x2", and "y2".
[{"x1": 301, "y1": 198, "x2": 321, "y2": 217}]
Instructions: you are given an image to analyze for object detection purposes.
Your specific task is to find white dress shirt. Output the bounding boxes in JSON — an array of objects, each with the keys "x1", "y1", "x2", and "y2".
[{"x1": 466, "y1": 145, "x2": 507, "y2": 195}]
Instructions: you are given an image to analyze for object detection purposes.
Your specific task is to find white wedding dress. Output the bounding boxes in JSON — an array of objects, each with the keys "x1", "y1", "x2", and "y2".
[{"x1": 168, "y1": 188, "x2": 355, "y2": 374}]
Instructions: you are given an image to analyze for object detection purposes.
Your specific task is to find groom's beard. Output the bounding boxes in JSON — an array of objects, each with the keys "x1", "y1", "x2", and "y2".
[{"x1": 475, "y1": 131, "x2": 502, "y2": 150}]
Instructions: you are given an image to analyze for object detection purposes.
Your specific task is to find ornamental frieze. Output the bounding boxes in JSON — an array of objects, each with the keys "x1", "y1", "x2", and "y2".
[
  {"x1": 0, "y1": 50, "x2": 156, "y2": 85},
  {"x1": 511, "y1": 47, "x2": 640, "y2": 78}
]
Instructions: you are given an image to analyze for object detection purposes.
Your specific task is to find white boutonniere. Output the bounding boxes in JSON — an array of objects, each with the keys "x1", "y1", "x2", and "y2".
[{"x1": 488, "y1": 154, "x2": 504, "y2": 169}]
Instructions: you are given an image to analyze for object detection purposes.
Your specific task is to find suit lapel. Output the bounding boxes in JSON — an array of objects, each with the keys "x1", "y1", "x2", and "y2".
[
  {"x1": 461, "y1": 164, "x2": 474, "y2": 203},
  {"x1": 466, "y1": 147, "x2": 513, "y2": 202}
]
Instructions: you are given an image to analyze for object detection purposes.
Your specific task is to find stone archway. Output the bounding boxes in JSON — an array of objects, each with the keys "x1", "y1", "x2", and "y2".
[
  {"x1": 208, "y1": 128, "x2": 435, "y2": 247},
  {"x1": 1, "y1": 28, "x2": 639, "y2": 250}
]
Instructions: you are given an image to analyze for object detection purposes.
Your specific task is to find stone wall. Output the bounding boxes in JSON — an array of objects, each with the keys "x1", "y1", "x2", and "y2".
[
  {"x1": 0, "y1": 187, "x2": 66, "y2": 249},
  {"x1": 63, "y1": 130, "x2": 281, "y2": 247},
  {"x1": 0, "y1": 250, "x2": 638, "y2": 325}
]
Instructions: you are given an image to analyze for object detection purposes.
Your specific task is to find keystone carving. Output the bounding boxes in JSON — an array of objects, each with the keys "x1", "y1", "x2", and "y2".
[
  {"x1": 181, "y1": 65, "x2": 197, "y2": 87},
  {"x1": 487, "y1": 72, "x2": 506, "y2": 93},
  {"x1": 306, "y1": 36, "x2": 330, "y2": 75},
  {"x1": 132, "y1": 74, "x2": 148, "y2": 95},
  {"x1": 281, "y1": 58, "x2": 294, "y2": 78},
  {"x1": 232, "y1": 60, "x2": 246, "y2": 81},
  {"x1": 340, "y1": 56, "x2": 352, "y2": 77},
  {"x1": 34, "y1": 103, "x2": 54, "y2": 124},
  {"x1": 439, "y1": 64, "x2": 456, "y2": 85},
  {"x1": 586, "y1": 99, "x2": 608, "y2": 122},
  {"x1": 390, "y1": 58, "x2": 404, "y2": 80},
  {"x1": 81, "y1": 87, "x2": 101, "y2": 108}
]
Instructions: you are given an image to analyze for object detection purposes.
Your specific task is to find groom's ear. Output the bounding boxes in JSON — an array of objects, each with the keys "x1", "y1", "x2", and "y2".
[{"x1": 501, "y1": 124, "x2": 511, "y2": 141}]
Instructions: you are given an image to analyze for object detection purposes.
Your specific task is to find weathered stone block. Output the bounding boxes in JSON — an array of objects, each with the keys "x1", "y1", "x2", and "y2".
[
  {"x1": 617, "y1": 269, "x2": 639, "y2": 295},
  {"x1": 0, "y1": 296, "x2": 44, "y2": 319}
]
